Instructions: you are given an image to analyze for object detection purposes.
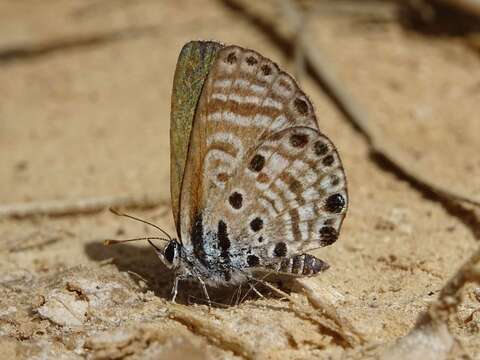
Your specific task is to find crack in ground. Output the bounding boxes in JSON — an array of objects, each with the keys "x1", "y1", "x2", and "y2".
[
  {"x1": 167, "y1": 305, "x2": 255, "y2": 359},
  {"x1": 0, "y1": 25, "x2": 160, "y2": 64},
  {"x1": 371, "y1": 151, "x2": 480, "y2": 240}
]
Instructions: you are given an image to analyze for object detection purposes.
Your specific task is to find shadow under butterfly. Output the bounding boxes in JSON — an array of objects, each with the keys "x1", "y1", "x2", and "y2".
[{"x1": 110, "y1": 41, "x2": 349, "y2": 306}]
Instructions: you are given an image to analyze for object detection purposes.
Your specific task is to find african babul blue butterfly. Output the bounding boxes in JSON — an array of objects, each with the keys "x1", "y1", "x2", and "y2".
[{"x1": 108, "y1": 41, "x2": 348, "y2": 305}]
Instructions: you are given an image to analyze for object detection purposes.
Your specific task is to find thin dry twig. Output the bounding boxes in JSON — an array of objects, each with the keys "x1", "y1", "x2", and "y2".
[
  {"x1": 0, "y1": 25, "x2": 161, "y2": 64},
  {"x1": 0, "y1": 193, "x2": 167, "y2": 219},
  {"x1": 438, "y1": 0, "x2": 480, "y2": 17},
  {"x1": 258, "y1": 279, "x2": 362, "y2": 346},
  {"x1": 293, "y1": 278, "x2": 365, "y2": 346}
]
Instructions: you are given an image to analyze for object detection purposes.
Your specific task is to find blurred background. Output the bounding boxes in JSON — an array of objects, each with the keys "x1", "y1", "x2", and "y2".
[
  {"x1": 0, "y1": 1, "x2": 479, "y2": 358},
  {"x1": 1, "y1": 0, "x2": 479, "y2": 207}
]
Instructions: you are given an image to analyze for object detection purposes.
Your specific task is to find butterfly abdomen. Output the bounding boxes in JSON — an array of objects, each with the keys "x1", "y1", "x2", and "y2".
[{"x1": 266, "y1": 254, "x2": 329, "y2": 276}]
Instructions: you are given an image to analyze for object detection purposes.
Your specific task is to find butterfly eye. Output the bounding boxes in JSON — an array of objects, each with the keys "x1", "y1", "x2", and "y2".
[{"x1": 164, "y1": 241, "x2": 177, "y2": 264}]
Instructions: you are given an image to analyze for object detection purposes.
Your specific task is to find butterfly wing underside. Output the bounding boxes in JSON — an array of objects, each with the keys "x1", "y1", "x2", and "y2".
[{"x1": 179, "y1": 45, "x2": 348, "y2": 272}]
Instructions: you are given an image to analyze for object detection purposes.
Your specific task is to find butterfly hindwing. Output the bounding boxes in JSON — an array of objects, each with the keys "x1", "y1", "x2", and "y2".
[
  {"x1": 251, "y1": 127, "x2": 347, "y2": 255},
  {"x1": 207, "y1": 126, "x2": 347, "y2": 267}
]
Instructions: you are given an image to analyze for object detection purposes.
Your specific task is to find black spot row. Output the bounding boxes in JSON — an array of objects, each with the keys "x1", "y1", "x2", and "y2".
[{"x1": 224, "y1": 51, "x2": 273, "y2": 77}]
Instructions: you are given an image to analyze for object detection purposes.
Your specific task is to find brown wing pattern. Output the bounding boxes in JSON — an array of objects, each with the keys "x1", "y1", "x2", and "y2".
[{"x1": 179, "y1": 45, "x2": 347, "y2": 261}]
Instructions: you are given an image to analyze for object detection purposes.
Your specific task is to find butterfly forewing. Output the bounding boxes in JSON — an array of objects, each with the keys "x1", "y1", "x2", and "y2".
[
  {"x1": 170, "y1": 41, "x2": 224, "y2": 232},
  {"x1": 179, "y1": 45, "x2": 347, "y2": 274}
]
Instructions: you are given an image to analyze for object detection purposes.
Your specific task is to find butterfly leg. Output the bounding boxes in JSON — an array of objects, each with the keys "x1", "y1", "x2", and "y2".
[
  {"x1": 171, "y1": 276, "x2": 179, "y2": 302},
  {"x1": 229, "y1": 284, "x2": 241, "y2": 306},
  {"x1": 235, "y1": 284, "x2": 243, "y2": 306},
  {"x1": 248, "y1": 282, "x2": 264, "y2": 299},
  {"x1": 197, "y1": 277, "x2": 212, "y2": 308},
  {"x1": 239, "y1": 280, "x2": 265, "y2": 303}
]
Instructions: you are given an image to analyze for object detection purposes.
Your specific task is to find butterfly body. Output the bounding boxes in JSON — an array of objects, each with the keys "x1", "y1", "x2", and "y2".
[
  {"x1": 160, "y1": 217, "x2": 330, "y2": 290},
  {"x1": 175, "y1": 213, "x2": 250, "y2": 287},
  {"x1": 159, "y1": 42, "x2": 348, "y2": 301}
]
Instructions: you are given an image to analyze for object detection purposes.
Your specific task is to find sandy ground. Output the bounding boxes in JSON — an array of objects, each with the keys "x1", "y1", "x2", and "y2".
[{"x1": 1, "y1": 1, "x2": 479, "y2": 359}]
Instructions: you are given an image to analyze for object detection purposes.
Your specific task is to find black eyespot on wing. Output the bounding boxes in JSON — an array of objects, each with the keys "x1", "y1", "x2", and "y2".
[
  {"x1": 314, "y1": 141, "x2": 329, "y2": 156},
  {"x1": 249, "y1": 154, "x2": 265, "y2": 172},
  {"x1": 261, "y1": 64, "x2": 272, "y2": 76},
  {"x1": 325, "y1": 193, "x2": 345, "y2": 213},
  {"x1": 246, "y1": 56, "x2": 258, "y2": 65},
  {"x1": 319, "y1": 226, "x2": 338, "y2": 246},
  {"x1": 247, "y1": 255, "x2": 260, "y2": 267},
  {"x1": 250, "y1": 217, "x2": 263, "y2": 232},
  {"x1": 228, "y1": 192, "x2": 243, "y2": 209},
  {"x1": 226, "y1": 52, "x2": 237, "y2": 64},
  {"x1": 290, "y1": 133, "x2": 309, "y2": 148},
  {"x1": 294, "y1": 98, "x2": 308, "y2": 115},
  {"x1": 258, "y1": 236, "x2": 264, "y2": 243},
  {"x1": 322, "y1": 155, "x2": 334, "y2": 166},
  {"x1": 164, "y1": 241, "x2": 176, "y2": 263},
  {"x1": 274, "y1": 242, "x2": 288, "y2": 257}
]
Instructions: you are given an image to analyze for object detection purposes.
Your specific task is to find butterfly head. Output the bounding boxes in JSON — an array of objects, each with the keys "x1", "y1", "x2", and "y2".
[{"x1": 150, "y1": 239, "x2": 182, "y2": 270}]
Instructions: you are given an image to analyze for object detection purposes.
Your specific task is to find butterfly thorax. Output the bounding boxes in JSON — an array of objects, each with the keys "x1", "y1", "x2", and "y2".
[
  {"x1": 176, "y1": 213, "x2": 251, "y2": 286},
  {"x1": 177, "y1": 245, "x2": 248, "y2": 287}
]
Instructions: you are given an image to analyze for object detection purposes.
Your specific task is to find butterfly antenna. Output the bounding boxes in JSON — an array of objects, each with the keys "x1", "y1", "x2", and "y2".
[
  {"x1": 147, "y1": 239, "x2": 162, "y2": 252},
  {"x1": 109, "y1": 207, "x2": 172, "y2": 241},
  {"x1": 104, "y1": 236, "x2": 170, "y2": 246}
]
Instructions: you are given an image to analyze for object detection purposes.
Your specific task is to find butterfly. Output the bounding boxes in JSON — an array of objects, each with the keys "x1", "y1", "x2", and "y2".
[{"x1": 112, "y1": 41, "x2": 348, "y2": 305}]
